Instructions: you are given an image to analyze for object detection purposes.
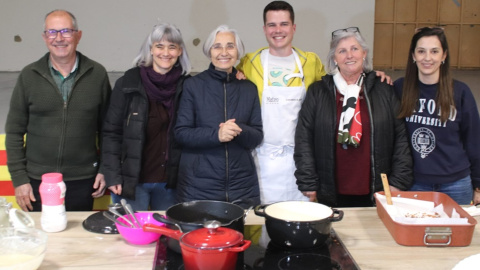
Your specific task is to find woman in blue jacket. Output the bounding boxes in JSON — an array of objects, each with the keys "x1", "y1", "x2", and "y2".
[{"x1": 175, "y1": 25, "x2": 263, "y2": 209}]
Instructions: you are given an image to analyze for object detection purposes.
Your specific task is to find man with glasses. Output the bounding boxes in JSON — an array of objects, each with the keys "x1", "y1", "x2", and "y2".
[{"x1": 5, "y1": 10, "x2": 111, "y2": 211}]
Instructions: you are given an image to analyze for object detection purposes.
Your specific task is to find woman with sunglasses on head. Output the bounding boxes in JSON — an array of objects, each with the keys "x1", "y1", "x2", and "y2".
[
  {"x1": 294, "y1": 27, "x2": 413, "y2": 207},
  {"x1": 394, "y1": 27, "x2": 480, "y2": 205},
  {"x1": 102, "y1": 23, "x2": 191, "y2": 211},
  {"x1": 174, "y1": 25, "x2": 263, "y2": 209}
]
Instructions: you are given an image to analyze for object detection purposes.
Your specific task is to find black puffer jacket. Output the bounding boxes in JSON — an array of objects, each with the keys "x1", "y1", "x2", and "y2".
[
  {"x1": 174, "y1": 64, "x2": 263, "y2": 208},
  {"x1": 294, "y1": 72, "x2": 413, "y2": 206},
  {"x1": 102, "y1": 67, "x2": 188, "y2": 200}
]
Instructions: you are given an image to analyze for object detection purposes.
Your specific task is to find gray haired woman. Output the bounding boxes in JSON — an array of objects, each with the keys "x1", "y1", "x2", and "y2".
[
  {"x1": 174, "y1": 25, "x2": 263, "y2": 209},
  {"x1": 294, "y1": 27, "x2": 413, "y2": 207},
  {"x1": 102, "y1": 23, "x2": 191, "y2": 211}
]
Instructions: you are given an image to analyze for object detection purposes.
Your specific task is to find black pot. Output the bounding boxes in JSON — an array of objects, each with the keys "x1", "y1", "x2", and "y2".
[
  {"x1": 254, "y1": 201, "x2": 343, "y2": 249},
  {"x1": 153, "y1": 200, "x2": 247, "y2": 253}
]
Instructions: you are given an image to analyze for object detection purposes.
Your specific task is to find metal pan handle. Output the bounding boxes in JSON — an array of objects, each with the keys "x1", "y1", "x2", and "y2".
[{"x1": 423, "y1": 227, "x2": 452, "y2": 246}]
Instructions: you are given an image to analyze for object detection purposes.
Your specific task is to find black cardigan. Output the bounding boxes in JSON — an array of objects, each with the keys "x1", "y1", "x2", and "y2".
[{"x1": 102, "y1": 67, "x2": 188, "y2": 200}]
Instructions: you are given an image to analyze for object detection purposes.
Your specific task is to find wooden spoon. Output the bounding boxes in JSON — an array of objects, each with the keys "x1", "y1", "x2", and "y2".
[{"x1": 381, "y1": 173, "x2": 393, "y2": 205}]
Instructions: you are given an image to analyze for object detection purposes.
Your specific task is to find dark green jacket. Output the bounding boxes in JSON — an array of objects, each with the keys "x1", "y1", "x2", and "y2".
[{"x1": 5, "y1": 52, "x2": 111, "y2": 187}]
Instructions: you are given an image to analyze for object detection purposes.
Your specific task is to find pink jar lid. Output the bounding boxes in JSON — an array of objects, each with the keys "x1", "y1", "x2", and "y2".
[{"x1": 42, "y1": 173, "x2": 63, "y2": 183}]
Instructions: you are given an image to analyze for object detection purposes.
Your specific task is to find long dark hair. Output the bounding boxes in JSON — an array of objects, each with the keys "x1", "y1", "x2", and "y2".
[{"x1": 398, "y1": 27, "x2": 454, "y2": 122}]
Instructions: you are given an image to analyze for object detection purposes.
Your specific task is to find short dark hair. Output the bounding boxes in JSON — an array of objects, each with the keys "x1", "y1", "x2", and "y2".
[{"x1": 263, "y1": 1, "x2": 294, "y2": 24}]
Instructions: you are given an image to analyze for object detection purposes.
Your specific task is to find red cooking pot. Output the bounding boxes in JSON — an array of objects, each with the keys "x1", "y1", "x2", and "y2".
[{"x1": 144, "y1": 220, "x2": 251, "y2": 270}]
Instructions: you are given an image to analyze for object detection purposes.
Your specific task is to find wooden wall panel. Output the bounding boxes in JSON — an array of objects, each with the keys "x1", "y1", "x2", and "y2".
[
  {"x1": 439, "y1": 0, "x2": 461, "y2": 23},
  {"x1": 373, "y1": 0, "x2": 479, "y2": 69},
  {"x1": 416, "y1": 24, "x2": 436, "y2": 29},
  {"x1": 395, "y1": 0, "x2": 417, "y2": 22},
  {"x1": 444, "y1": 25, "x2": 460, "y2": 67},
  {"x1": 463, "y1": 0, "x2": 480, "y2": 23},
  {"x1": 373, "y1": 24, "x2": 394, "y2": 68},
  {"x1": 459, "y1": 25, "x2": 480, "y2": 67},
  {"x1": 394, "y1": 24, "x2": 416, "y2": 69},
  {"x1": 375, "y1": 0, "x2": 395, "y2": 21},
  {"x1": 417, "y1": 0, "x2": 438, "y2": 22}
]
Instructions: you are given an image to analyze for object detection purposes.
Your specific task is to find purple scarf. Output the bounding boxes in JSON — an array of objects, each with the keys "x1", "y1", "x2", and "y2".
[
  {"x1": 140, "y1": 65, "x2": 182, "y2": 161},
  {"x1": 140, "y1": 64, "x2": 182, "y2": 120}
]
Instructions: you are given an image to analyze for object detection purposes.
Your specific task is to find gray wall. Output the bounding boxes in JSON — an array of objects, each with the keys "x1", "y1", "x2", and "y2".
[{"x1": 0, "y1": 0, "x2": 375, "y2": 72}]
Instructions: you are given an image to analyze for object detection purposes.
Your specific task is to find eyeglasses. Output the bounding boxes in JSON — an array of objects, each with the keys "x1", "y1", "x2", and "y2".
[
  {"x1": 43, "y1": 28, "x2": 78, "y2": 39},
  {"x1": 211, "y1": 43, "x2": 236, "y2": 52},
  {"x1": 331, "y1": 27, "x2": 360, "y2": 38},
  {"x1": 415, "y1": 26, "x2": 444, "y2": 33}
]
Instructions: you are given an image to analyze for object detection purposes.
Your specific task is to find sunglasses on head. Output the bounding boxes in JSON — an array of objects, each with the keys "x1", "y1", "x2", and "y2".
[{"x1": 331, "y1": 27, "x2": 360, "y2": 38}]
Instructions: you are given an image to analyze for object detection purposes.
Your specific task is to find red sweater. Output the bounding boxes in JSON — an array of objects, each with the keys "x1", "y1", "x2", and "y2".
[{"x1": 335, "y1": 91, "x2": 371, "y2": 195}]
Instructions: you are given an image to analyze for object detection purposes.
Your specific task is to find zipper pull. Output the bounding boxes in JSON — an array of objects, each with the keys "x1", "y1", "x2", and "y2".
[{"x1": 127, "y1": 112, "x2": 138, "y2": 126}]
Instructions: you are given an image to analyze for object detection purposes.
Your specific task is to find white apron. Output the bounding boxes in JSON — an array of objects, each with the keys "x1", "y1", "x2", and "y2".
[{"x1": 255, "y1": 50, "x2": 309, "y2": 204}]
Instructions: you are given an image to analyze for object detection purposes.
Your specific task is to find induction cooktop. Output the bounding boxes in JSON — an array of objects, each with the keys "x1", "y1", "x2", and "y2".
[{"x1": 152, "y1": 227, "x2": 359, "y2": 270}]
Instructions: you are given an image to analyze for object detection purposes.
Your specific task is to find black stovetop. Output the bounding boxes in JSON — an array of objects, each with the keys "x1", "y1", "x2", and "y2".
[{"x1": 153, "y1": 227, "x2": 359, "y2": 270}]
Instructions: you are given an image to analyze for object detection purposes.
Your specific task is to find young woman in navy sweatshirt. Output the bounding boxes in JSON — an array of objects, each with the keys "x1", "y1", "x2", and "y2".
[{"x1": 394, "y1": 27, "x2": 480, "y2": 205}]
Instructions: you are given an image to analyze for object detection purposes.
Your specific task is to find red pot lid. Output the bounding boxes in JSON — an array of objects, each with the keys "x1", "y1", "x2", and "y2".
[{"x1": 181, "y1": 221, "x2": 243, "y2": 249}]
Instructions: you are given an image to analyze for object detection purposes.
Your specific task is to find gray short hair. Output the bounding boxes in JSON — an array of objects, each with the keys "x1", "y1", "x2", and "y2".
[
  {"x1": 202, "y1": 25, "x2": 245, "y2": 59},
  {"x1": 44, "y1": 10, "x2": 78, "y2": 30},
  {"x1": 326, "y1": 30, "x2": 372, "y2": 74},
  {"x1": 132, "y1": 23, "x2": 191, "y2": 75}
]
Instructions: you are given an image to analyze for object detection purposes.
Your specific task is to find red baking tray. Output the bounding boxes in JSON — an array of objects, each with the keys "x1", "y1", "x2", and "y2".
[{"x1": 375, "y1": 191, "x2": 477, "y2": 247}]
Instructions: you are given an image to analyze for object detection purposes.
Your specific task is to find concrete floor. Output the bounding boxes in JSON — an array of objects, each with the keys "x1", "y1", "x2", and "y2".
[{"x1": 1, "y1": 70, "x2": 479, "y2": 134}]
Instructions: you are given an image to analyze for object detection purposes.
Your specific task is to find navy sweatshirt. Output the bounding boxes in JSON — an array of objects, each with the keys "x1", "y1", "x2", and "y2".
[{"x1": 394, "y1": 78, "x2": 480, "y2": 189}]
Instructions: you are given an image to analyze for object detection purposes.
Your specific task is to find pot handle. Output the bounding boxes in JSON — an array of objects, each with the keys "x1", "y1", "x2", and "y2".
[
  {"x1": 143, "y1": 223, "x2": 183, "y2": 240},
  {"x1": 218, "y1": 209, "x2": 250, "y2": 227},
  {"x1": 254, "y1": 204, "x2": 268, "y2": 217},
  {"x1": 152, "y1": 213, "x2": 183, "y2": 232},
  {"x1": 227, "y1": 240, "x2": 252, "y2": 253},
  {"x1": 329, "y1": 209, "x2": 344, "y2": 222}
]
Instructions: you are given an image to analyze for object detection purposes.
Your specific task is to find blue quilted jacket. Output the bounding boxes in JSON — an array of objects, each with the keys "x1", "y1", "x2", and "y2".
[{"x1": 174, "y1": 63, "x2": 263, "y2": 208}]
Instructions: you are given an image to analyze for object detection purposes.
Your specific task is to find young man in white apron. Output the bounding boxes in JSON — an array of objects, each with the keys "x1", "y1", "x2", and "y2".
[
  {"x1": 236, "y1": 1, "x2": 326, "y2": 248},
  {"x1": 255, "y1": 50, "x2": 309, "y2": 203},
  {"x1": 237, "y1": 1, "x2": 326, "y2": 204}
]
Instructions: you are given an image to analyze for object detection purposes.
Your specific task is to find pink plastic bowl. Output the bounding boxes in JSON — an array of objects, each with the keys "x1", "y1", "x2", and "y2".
[{"x1": 116, "y1": 212, "x2": 164, "y2": 245}]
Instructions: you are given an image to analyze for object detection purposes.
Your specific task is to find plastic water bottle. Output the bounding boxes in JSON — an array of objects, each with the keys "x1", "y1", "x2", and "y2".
[{"x1": 40, "y1": 173, "x2": 67, "y2": 232}]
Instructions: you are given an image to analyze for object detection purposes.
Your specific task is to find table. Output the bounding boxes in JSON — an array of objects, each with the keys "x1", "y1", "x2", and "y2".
[{"x1": 30, "y1": 208, "x2": 479, "y2": 269}]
